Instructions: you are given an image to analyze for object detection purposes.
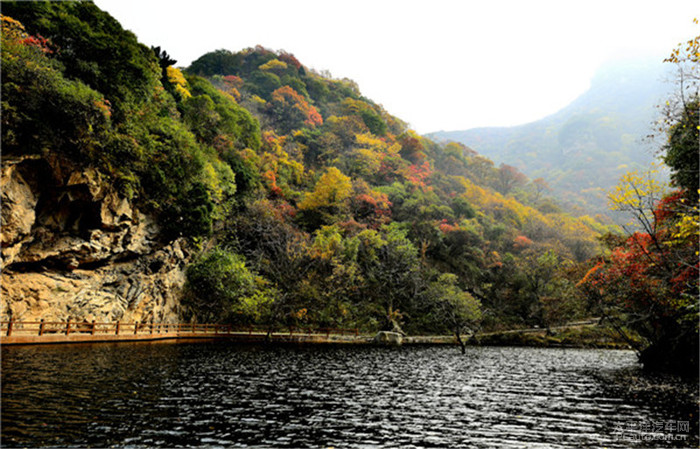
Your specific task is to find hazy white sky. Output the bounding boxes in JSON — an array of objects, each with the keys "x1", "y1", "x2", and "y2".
[{"x1": 95, "y1": 0, "x2": 698, "y2": 134}]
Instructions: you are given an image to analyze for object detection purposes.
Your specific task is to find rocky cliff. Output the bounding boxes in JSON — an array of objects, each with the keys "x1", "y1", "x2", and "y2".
[{"x1": 1, "y1": 155, "x2": 191, "y2": 324}]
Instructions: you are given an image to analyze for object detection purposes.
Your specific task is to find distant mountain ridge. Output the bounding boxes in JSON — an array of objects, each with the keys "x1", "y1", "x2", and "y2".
[{"x1": 428, "y1": 57, "x2": 674, "y2": 216}]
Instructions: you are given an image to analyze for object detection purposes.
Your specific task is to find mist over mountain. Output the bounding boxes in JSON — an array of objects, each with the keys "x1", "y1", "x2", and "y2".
[{"x1": 428, "y1": 57, "x2": 674, "y2": 216}]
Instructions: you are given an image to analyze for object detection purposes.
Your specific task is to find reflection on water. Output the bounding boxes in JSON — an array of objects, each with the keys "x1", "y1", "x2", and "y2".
[{"x1": 2, "y1": 343, "x2": 697, "y2": 448}]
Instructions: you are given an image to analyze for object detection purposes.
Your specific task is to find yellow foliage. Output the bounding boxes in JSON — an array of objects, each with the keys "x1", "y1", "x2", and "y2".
[
  {"x1": 299, "y1": 167, "x2": 352, "y2": 211},
  {"x1": 665, "y1": 19, "x2": 699, "y2": 65},
  {"x1": 239, "y1": 148, "x2": 260, "y2": 166},
  {"x1": 258, "y1": 59, "x2": 288, "y2": 72},
  {"x1": 577, "y1": 214, "x2": 617, "y2": 235},
  {"x1": 386, "y1": 142, "x2": 402, "y2": 155},
  {"x1": 293, "y1": 308, "x2": 308, "y2": 321},
  {"x1": 341, "y1": 98, "x2": 365, "y2": 114},
  {"x1": 201, "y1": 159, "x2": 236, "y2": 206},
  {"x1": 351, "y1": 148, "x2": 382, "y2": 175},
  {"x1": 1, "y1": 15, "x2": 27, "y2": 42},
  {"x1": 310, "y1": 226, "x2": 344, "y2": 260},
  {"x1": 222, "y1": 87, "x2": 240, "y2": 103},
  {"x1": 456, "y1": 175, "x2": 602, "y2": 251},
  {"x1": 608, "y1": 168, "x2": 667, "y2": 213},
  {"x1": 166, "y1": 66, "x2": 191, "y2": 98},
  {"x1": 355, "y1": 132, "x2": 388, "y2": 152},
  {"x1": 251, "y1": 95, "x2": 267, "y2": 106},
  {"x1": 280, "y1": 158, "x2": 305, "y2": 185},
  {"x1": 258, "y1": 130, "x2": 305, "y2": 187},
  {"x1": 202, "y1": 162, "x2": 221, "y2": 200},
  {"x1": 670, "y1": 205, "x2": 700, "y2": 245}
]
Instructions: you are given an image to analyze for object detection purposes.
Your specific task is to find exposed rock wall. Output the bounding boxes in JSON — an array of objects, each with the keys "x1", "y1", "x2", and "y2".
[{"x1": 1, "y1": 155, "x2": 191, "y2": 324}]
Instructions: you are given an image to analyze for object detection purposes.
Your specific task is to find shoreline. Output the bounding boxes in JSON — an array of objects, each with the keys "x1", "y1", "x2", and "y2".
[{"x1": 0, "y1": 328, "x2": 632, "y2": 350}]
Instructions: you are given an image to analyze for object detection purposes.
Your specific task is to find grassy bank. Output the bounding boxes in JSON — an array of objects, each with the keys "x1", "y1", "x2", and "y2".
[{"x1": 471, "y1": 324, "x2": 640, "y2": 349}]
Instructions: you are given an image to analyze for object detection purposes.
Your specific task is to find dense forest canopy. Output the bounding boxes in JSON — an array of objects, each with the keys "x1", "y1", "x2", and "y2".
[{"x1": 1, "y1": 2, "x2": 697, "y2": 373}]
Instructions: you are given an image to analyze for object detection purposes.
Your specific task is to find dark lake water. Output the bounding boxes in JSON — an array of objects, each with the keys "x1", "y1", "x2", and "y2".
[{"x1": 1, "y1": 343, "x2": 698, "y2": 448}]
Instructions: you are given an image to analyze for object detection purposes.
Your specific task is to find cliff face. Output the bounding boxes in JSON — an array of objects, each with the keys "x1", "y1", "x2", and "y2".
[{"x1": 1, "y1": 155, "x2": 190, "y2": 324}]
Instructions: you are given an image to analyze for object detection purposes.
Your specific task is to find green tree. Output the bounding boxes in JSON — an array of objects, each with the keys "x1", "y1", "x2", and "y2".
[
  {"x1": 427, "y1": 273, "x2": 482, "y2": 353},
  {"x1": 184, "y1": 248, "x2": 256, "y2": 322},
  {"x1": 662, "y1": 20, "x2": 699, "y2": 202},
  {"x1": 356, "y1": 225, "x2": 424, "y2": 333},
  {"x1": 663, "y1": 100, "x2": 698, "y2": 203},
  {"x1": 518, "y1": 248, "x2": 575, "y2": 328},
  {"x1": 188, "y1": 49, "x2": 241, "y2": 77},
  {"x1": 3, "y1": 1, "x2": 161, "y2": 123},
  {"x1": 1, "y1": 15, "x2": 111, "y2": 158},
  {"x1": 184, "y1": 75, "x2": 261, "y2": 150},
  {"x1": 162, "y1": 182, "x2": 214, "y2": 239}
]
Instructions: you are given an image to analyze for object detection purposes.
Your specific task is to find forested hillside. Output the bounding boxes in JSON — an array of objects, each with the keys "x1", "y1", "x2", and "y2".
[
  {"x1": 182, "y1": 46, "x2": 615, "y2": 333},
  {"x1": 1, "y1": 2, "x2": 610, "y2": 337},
  {"x1": 430, "y1": 59, "x2": 673, "y2": 217},
  {"x1": 2, "y1": 3, "x2": 697, "y2": 374}
]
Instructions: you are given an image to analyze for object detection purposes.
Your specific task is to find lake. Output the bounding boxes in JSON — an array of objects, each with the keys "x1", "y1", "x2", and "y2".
[{"x1": 1, "y1": 343, "x2": 697, "y2": 448}]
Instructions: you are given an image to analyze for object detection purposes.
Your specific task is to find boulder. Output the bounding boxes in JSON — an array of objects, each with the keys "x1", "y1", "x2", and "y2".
[{"x1": 373, "y1": 331, "x2": 403, "y2": 346}]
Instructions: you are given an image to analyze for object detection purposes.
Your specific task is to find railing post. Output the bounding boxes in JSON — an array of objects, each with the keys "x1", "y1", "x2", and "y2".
[
  {"x1": 7, "y1": 319, "x2": 13, "y2": 337},
  {"x1": 39, "y1": 319, "x2": 45, "y2": 336},
  {"x1": 91, "y1": 320, "x2": 96, "y2": 335},
  {"x1": 115, "y1": 321, "x2": 120, "y2": 335},
  {"x1": 65, "y1": 319, "x2": 71, "y2": 336},
  {"x1": 134, "y1": 321, "x2": 139, "y2": 335}
]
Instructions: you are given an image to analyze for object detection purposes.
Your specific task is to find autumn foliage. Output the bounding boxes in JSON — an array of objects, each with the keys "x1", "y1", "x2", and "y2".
[
  {"x1": 579, "y1": 174, "x2": 698, "y2": 372},
  {"x1": 1, "y1": 5, "x2": 620, "y2": 340},
  {"x1": 269, "y1": 85, "x2": 322, "y2": 131}
]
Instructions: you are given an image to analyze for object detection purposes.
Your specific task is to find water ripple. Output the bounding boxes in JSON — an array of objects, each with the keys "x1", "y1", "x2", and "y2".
[{"x1": 2, "y1": 344, "x2": 697, "y2": 448}]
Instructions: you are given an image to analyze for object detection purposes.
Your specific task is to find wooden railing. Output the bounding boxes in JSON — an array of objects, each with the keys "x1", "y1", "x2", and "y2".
[{"x1": 0, "y1": 319, "x2": 359, "y2": 338}]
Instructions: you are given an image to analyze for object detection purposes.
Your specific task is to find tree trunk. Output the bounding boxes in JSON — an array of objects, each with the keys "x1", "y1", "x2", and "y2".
[{"x1": 455, "y1": 330, "x2": 466, "y2": 354}]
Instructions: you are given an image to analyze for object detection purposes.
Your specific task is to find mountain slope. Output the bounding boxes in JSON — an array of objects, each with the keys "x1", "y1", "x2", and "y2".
[
  {"x1": 429, "y1": 58, "x2": 674, "y2": 216},
  {"x1": 1, "y1": 3, "x2": 610, "y2": 335}
]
